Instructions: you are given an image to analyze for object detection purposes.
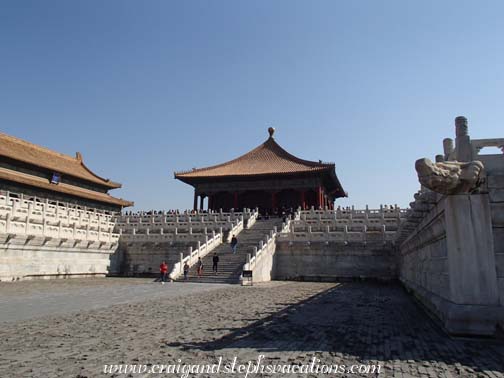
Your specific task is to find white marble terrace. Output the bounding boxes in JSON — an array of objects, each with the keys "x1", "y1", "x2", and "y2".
[
  {"x1": 0, "y1": 192, "x2": 119, "y2": 247},
  {"x1": 115, "y1": 208, "x2": 258, "y2": 242},
  {"x1": 278, "y1": 206, "x2": 408, "y2": 244}
]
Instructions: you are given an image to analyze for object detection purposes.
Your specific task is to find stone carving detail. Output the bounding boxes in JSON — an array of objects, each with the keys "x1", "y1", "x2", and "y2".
[
  {"x1": 415, "y1": 158, "x2": 484, "y2": 194},
  {"x1": 455, "y1": 116, "x2": 468, "y2": 137},
  {"x1": 442, "y1": 138, "x2": 454, "y2": 160}
]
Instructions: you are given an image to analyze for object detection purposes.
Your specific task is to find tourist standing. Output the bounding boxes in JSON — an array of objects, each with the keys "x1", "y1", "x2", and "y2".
[
  {"x1": 212, "y1": 252, "x2": 219, "y2": 274},
  {"x1": 183, "y1": 261, "x2": 190, "y2": 281},
  {"x1": 159, "y1": 261, "x2": 168, "y2": 284},
  {"x1": 230, "y1": 235, "x2": 238, "y2": 254},
  {"x1": 197, "y1": 257, "x2": 203, "y2": 278}
]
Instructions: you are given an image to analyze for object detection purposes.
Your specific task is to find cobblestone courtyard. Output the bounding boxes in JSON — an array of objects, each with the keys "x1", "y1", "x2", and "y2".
[{"x1": 0, "y1": 278, "x2": 503, "y2": 377}]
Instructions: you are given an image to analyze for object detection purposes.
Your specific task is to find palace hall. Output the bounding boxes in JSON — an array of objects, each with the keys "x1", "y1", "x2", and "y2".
[
  {"x1": 175, "y1": 128, "x2": 346, "y2": 212},
  {"x1": 0, "y1": 132, "x2": 132, "y2": 212}
]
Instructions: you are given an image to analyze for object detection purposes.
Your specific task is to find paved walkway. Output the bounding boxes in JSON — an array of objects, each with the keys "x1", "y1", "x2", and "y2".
[
  {"x1": 0, "y1": 279, "x2": 503, "y2": 377},
  {"x1": 0, "y1": 278, "x2": 228, "y2": 323}
]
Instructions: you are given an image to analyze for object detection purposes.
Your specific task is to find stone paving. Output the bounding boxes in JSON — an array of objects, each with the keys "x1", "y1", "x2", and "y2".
[
  {"x1": 0, "y1": 279, "x2": 502, "y2": 377},
  {"x1": 0, "y1": 278, "x2": 228, "y2": 323}
]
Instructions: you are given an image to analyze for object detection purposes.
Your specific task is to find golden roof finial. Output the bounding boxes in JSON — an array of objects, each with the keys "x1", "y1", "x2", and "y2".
[{"x1": 268, "y1": 127, "x2": 275, "y2": 138}]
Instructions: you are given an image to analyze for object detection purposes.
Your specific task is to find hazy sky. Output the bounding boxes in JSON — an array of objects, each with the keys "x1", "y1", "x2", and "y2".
[{"x1": 1, "y1": 1, "x2": 503, "y2": 210}]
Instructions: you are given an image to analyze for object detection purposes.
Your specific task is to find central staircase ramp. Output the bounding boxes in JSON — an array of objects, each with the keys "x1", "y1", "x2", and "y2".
[{"x1": 177, "y1": 218, "x2": 283, "y2": 284}]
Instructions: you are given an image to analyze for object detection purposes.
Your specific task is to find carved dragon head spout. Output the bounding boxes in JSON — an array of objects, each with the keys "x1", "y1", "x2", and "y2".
[{"x1": 415, "y1": 158, "x2": 484, "y2": 195}]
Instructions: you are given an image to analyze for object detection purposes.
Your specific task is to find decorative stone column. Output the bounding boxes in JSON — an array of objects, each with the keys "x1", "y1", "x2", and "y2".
[
  {"x1": 455, "y1": 116, "x2": 473, "y2": 161},
  {"x1": 443, "y1": 138, "x2": 455, "y2": 161},
  {"x1": 443, "y1": 193, "x2": 500, "y2": 335}
]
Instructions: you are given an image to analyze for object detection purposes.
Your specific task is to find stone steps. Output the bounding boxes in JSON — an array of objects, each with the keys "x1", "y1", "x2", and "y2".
[{"x1": 178, "y1": 218, "x2": 283, "y2": 284}]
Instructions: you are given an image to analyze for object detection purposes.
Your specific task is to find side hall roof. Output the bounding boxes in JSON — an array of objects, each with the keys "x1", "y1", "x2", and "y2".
[{"x1": 0, "y1": 132, "x2": 121, "y2": 188}]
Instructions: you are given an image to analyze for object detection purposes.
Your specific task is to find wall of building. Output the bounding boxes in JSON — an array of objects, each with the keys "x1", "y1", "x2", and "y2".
[
  {"x1": 110, "y1": 241, "x2": 199, "y2": 276},
  {"x1": 397, "y1": 126, "x2": 504, "y2": 336},
  {"x1": 274, "y1": 240, "x2": 396, "y2": 281},
  {"x1": 0, "y1": 193, "x2": 119, "y2": 281},
  {"x1": 488, "y1": 169, "x2": 504, "y2": 330},
  {"x1": 398, "y1": 196, "x2": 450, "y2": 321},
  {"x1": 110, "y1": 211, "x2": 252, "y2": 276},
  {"x1": 398, "y1": 193, "x2": 503, "y2": 336},
  {"x1": 0, "y1": 237, "x2": 113, "y2": 280},
  {"x1": 265, "y1": 208, "x2": 401, "y2": 282},
  {"x1": 245, "y1": 235, "x2": 277, "y2": 283}
]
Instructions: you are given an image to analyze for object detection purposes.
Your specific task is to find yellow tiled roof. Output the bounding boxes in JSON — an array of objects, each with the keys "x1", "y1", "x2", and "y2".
[
  {"x1": 175, "y1": 136, "x2": 334, "y2": 179},
  {"x1": 0, "y1": 167, "x2": 133, "y2": 207},
  {"x1": 0, "y1": 132, "x2": 121, "y2": 188}
]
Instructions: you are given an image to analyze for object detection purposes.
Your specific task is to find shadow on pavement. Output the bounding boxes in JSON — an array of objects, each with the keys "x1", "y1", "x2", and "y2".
[{"x1": 167, "y1": 282, "x2": 504, "y2": 374}]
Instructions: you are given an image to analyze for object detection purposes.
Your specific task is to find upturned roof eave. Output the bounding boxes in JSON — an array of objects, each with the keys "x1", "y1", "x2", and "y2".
[
  {"x1": 175, "y1": 166, "x2": 345, "y2": 191},
  {"x1": 0, "y1": 132, "x2": 123, "y2": 189},
  {"x1": 0, "y1": 167, "x2": 134, "y2": 208}
]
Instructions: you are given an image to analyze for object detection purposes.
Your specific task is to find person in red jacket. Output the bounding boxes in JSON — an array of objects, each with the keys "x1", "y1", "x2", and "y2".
[{"x1": 160, "y1": 261, "x2": 168, "y2": 284}]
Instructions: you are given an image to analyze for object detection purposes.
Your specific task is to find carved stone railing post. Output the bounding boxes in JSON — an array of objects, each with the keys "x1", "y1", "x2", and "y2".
[{"x1": 5, "y1": 213, "x2": 11, "y2": 233}]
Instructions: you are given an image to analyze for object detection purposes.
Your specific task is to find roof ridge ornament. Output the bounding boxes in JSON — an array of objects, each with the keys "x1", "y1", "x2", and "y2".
[{"x1": 268, "y1": 127, "x2": 275, "y2": 138}]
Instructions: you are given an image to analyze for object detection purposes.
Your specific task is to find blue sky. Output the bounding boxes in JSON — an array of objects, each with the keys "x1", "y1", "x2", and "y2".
[{"x1": 1, "y1": 1, "x2": 503, "y2": 210}]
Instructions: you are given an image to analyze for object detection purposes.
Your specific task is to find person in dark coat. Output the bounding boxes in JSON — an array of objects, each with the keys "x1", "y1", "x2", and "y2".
[
  {"x1": 212, "y1": 252, "x2": 219, "y2": 274},
  {"x1": 197, "y1": 257, "x2": 203, "y2": 278},
  {"x1": 230, "y1": 235, "x2": 238, "y2": 254},
  {"x1": 183, "y1": 261, "x2": 190, "y2": 281}
]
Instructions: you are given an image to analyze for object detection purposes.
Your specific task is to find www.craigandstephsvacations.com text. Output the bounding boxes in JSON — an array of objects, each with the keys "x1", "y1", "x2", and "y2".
[{"x1": 103, "y1": 355, "x2": 382, "y2": 377}]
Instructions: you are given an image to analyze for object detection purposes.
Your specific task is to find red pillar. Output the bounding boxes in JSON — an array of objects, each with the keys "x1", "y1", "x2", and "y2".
[
  {"x1": 193, "y1": 191, "x2": 198, "y2": 211},
  {"x1": 199, "y1": 196, "x2": 204, "y2": 211},
  {"x1": 208, "y1": 195, "x2": 213, "y2": 211},
  {"x1": 271, "y1": 192, "x2": 277, "y2": 211},
  {"x1": 300, "y1": 191, "x2": 306, "y2": 210},
  {"x1": 233, "y1": 192, "x2": 238, "y2": 209},
  {"x1": 317, "y1": 186, "x2": 322, "y2": 208}
]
